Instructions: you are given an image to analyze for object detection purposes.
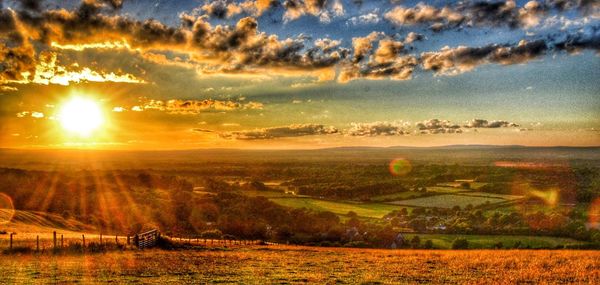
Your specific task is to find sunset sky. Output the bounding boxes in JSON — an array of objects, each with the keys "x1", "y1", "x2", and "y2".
[{"x1": 0, "y1": 0, "x2": 598, "y2": 149}]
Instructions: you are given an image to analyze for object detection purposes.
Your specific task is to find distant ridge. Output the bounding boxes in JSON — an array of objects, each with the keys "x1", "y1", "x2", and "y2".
[{"x1": 1, "y1": 144, "x2": 599, "y2": 153}]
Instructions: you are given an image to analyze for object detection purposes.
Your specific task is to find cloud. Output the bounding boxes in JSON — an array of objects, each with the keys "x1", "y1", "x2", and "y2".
[
  {"x1": 27, "y1": 52, "x2": 146, "y2": 85},
  {"x1": 339, "y1": 55, "x2": 417, "y2": 82},
  {"x1": 0, "y1": 0, "x2": 598, "y2": 88},
  {"x1": 464, "y1": 119, "x2": 519, "y2": 128},
  {"x1": 314, "y1": 38, "x2": 342, "y2": 52},
  {"x1": 416, "y1": 119, "x2": 462, "y2": 134},
  {"x1": 384, "y1": 1, "x2": 598, "y2": 31},
  {"x1": 421, "y1": 40, "x2": 547, "y2": 75},
  {"x1": 340, "y1": 32, "x2": 417, "y2": 82},
  {"x1": 216, "y1": 124, "x2": 339, "y2": 140},
  {"x1": 139, "y1": 99, "x2": 263, "y2": 114},
  {"x1": 112, "y1": 98, "x2": 263, "y2": 114},
  {"x1": 404, "y1": 32, "x2": 424, "y2": 44},
  {"x1": 283, "y1": 0, "x2": 345, "y2": 23},
  {"x1": 384, "y1": 3, "x2": 464, "y2": 30},
  {"x1": 350, "y1": 32, "x2": 381, "y2": 63},
  {"x1": 16, "y1": 111, "x2": 44, "y2": 118},
  {"x1": 554, "y1": 28, "x2": 600, "y2": 53},
  {"x1": 0, "y1": 1, "x2": 348, "y2": 87},
  {"x1": 347, "y1": 11, "x2": 380, "y2": 26},
  {"x1": 201, "y1": 0, "x2": 235, "y2": 19},
  {"x1": 193, "y1": 117, "x2": 522, "y2": 139},
  {"x1": 346, "y1": 121, "x2": 408, "y2": 136}
]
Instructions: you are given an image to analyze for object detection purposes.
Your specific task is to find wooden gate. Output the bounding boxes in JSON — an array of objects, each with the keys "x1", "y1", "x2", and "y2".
[{"x1": 134, "y1": 229, "x2": 160, "y2": 249}]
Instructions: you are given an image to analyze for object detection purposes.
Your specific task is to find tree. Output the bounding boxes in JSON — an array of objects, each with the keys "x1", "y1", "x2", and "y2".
[
  {"x1": 410, "y1": 235, "x2": 421, "y2": 249},
  {"x1": 423, "y1": 239, "x2": 433, "y2": 249},
  {"x1": 451, "y1": 238, "x2": 469, "y2": 249},
  {"x1": 399, "y1": 208, "x2": 409, "y2": 216},
  {"x1": 200, "y1": 229, "x2": 222, "y2": 239}
]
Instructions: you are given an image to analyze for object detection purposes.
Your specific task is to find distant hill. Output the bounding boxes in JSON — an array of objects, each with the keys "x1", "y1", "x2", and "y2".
[
  {"x1": 0, "y1": 209, "x2": 95, "y2": 235},
  {"x1": 0, "y1": 145, "x2": 599, "y2": 170}
]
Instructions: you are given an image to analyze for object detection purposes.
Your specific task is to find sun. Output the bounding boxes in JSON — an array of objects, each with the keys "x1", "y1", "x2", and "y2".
[{"x1": 58, "y1": 97, "x2": 104, "y2": 137}]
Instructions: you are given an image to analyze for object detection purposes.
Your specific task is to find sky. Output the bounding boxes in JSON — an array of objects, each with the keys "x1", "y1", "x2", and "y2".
[{"x1": 0, "y1": 0, "x2": 598, "y2": 149}]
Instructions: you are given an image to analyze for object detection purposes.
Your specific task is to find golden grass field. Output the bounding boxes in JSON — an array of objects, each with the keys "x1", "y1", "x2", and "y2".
[{"x1": 0, "y1": 246, "x2": 598, "y2": 284}]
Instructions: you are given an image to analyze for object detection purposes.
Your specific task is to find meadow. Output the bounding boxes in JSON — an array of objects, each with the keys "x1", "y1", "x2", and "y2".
[
  {"x1": 0, "y1": 247, "x2": 598, "y2": 284},
  {"x1": 399, "y1": 234, "x2": 588, "y2": 249},
  {"x1": 387, "y1": 194, "x2": 507, "y2": 209},
  {"x1": 268, "y1": 197, "x2": 403, "y2": 219}
]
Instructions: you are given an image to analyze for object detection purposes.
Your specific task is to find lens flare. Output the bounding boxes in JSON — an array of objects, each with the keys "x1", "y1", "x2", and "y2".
[
  {"x1": 528, "y1": 187, "x2": 560, "y2": 207},
  {"x1": 0, "y1": 193, "x2": 15, "y2": 225},
  {"x1": 389, "y1": 158, "x2": 412, "y2": 176}
]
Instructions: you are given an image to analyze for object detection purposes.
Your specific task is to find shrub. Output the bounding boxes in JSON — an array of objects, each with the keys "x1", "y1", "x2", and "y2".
[
  {"x1": 423, "y1": 240, "x2": 434, "y2": 249},
  {"x1": 156, "y1": 236, "x2": 178, "y2": 250},
  {"x1": 3, "y1": 246, "x2": 32, "y2": 254},
  {"x1": 344, "y1": 241, "x2": 368, "y2": 248},
  {"x1": 451, "y1": 238, "x2": 469, "y2": 249},
  {"x1": 200, "y1": 229, "x2": 223, "y2": 239}
]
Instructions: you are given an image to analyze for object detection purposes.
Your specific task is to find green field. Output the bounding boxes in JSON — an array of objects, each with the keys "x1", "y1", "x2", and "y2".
[
  {"x1": 456, "y1": 192, "x2": 524, "y2": 200},
  {"x1": 437, "y1": 182, "x2": 488, "y2": 189},
  {"x1": 269, "y1": 198, "x2": 405, "y2": 218},
  {"x1": 426, "y1": 186, "x2": 471, "y2": 193},
  {"x1": 370, "y1": 187, "x2": 465, "y2": 202},
  {"x1": 401, "y1": 234, "x2": 588, "y2": 249},
  {"x1": 370, "y1": 191, "x2": 429, "y2": 202},
  {"x1": 388, "y1": 194, "x2": 506, "y2": 209},
  {"x1": 238, "y1": 190, "x2": 306, "y2": 198}
]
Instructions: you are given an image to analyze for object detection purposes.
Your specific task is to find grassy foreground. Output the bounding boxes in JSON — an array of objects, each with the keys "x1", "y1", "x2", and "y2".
[{"x1": 0, "y1": 246, "x2": 598, "y2": 284}]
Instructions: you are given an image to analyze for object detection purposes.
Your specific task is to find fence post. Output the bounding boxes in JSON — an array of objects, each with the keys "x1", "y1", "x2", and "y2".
[
  {"x1": 127, "y1": 235, "x2": 130, "y2": 245},
  {"x1": 9, "y1": 233, "x2": 13, "y2": 250},
  {"x1": 53, "y1": 231, "x2": 57, "y2": 249},
  {"x1": 36, "y1": 235, "x2": 39, "y2": 252},
  {"x1": 61, "y1": 235, "x2": 64, "y2": 248},
  {"x1": 115, "y1": 235, "x2": 118, "y2": 245},
  {"x1": 100, "y1": 233, "x2": 102, "y2": 245},
  {"x1": 82, "y1": 234, "x2": 86, "y2": 249}
]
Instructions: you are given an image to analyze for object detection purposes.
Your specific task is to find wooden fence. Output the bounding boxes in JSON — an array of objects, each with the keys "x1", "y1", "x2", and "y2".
[
  {"x1": 1, "y1": 229, "x2": 270, "y2": 253},
  {"x1": 0, "y1": 231, "x2": 131, "y2": 252}
]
